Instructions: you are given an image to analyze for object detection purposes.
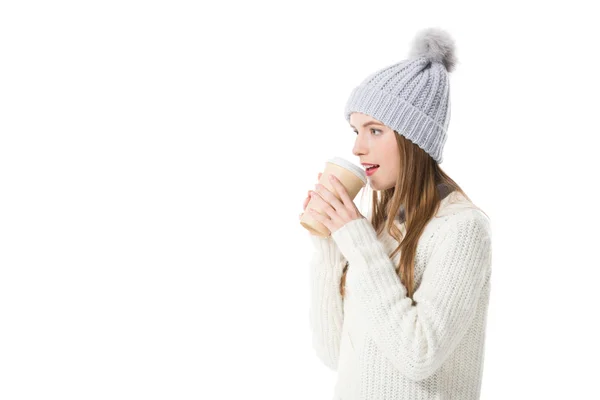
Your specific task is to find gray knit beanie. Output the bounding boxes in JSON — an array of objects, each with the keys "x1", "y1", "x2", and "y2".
[{"x1": 344, "y1": 27, "x2": 457, "y2": 164}]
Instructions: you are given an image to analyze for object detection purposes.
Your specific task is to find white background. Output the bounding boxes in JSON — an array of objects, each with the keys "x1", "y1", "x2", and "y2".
[{"x1": 1, "y1": 1, "x2": 599, "y2": 399}]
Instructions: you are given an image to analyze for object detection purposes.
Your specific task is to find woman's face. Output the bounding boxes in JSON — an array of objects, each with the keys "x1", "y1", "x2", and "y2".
[{"x1": 350, "y1": 112, "x2": 399, "y2": 191}]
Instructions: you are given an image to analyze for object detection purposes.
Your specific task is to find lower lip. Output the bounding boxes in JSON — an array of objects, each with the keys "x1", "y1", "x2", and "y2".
[{"x1": 366, "y1": 166, "x2": 379, "y2": 176}]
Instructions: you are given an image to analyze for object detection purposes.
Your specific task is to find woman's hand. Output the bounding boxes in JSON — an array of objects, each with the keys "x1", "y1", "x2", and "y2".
[
  {"x1": 299, "y1": 172, "x2": 322, "y2": 221},
  {"x1": 307, "y1": 175, "x2": 365, "y2": 234}
]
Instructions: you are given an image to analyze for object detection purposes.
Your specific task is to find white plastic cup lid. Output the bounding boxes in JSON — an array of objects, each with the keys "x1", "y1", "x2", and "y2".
[{"x1": 326, "y1": 157, "x2": 367, "y2": 185}]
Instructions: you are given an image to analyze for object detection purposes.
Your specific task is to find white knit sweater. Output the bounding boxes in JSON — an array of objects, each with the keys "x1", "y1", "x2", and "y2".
[{"x1": 308, "y1": 191, "x2": 492, "y2": 400}]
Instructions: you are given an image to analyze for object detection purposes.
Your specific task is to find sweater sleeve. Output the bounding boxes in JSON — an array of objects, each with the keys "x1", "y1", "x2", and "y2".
[
  {"x1": 308, "y1": 232, "x2": 347, "y2": 371},
  {"x1": 331, "y1": 212, "x2": 492, "y2": 381}
]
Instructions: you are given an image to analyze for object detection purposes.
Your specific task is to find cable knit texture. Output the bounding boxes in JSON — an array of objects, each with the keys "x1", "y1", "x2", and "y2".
[{"x1": 308, "y1": 191, "x2": 492, "y2": 400}]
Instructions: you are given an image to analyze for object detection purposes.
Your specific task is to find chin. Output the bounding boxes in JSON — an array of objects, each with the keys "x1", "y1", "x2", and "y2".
[
  {"x1": 368, "y1": 181, "x2": 382, "y2": 191},
  {"x1": 369, "y1": 180, "x2": 393, "y2": 191}
]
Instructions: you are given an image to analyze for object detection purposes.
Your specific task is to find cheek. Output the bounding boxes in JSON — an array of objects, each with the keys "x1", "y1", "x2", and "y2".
[
  {"x1": 383, "y1": 148, "x2": 398, "y2": 167},
  {"x1": 384, "y1": 154, "x2": 399, "y2": 176}
]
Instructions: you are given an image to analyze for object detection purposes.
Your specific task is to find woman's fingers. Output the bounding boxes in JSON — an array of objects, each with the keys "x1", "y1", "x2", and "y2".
[
  {"x1": 307, "y1": 189, "x2": 323, "y2": 209},
  {"x1": 303, "y1": 193, "x2": 310, "y2": 210},
  {"x1": 300, "y1": 173, "x2": 322, "y2": 221},
  {"x1": 300, "y1": 191, "x2": 313, "y2": 220}
]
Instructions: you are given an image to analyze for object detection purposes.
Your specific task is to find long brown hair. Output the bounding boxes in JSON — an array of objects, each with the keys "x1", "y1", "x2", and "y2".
[{"x1": 339, "y1": 131, "x2": 473, "y2": 303}]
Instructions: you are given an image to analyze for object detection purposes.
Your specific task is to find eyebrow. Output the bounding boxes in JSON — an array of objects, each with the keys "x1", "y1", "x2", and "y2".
[{"x1": 349, "y1": 121, "x2": 385, "y2": 129}]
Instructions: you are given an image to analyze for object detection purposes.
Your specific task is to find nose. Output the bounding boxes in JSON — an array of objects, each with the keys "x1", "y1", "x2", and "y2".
[{"x1": 352, "y1": 132, "x2": 369, "y2": 157}]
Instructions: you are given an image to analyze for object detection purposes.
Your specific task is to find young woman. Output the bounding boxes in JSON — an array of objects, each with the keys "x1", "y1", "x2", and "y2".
[{"x1": 301, "y1": 28, "x2": 493, "y2": 400}]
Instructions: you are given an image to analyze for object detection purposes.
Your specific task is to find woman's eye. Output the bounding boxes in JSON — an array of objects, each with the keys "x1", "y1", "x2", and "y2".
[{"x1": 354, "y1": 129, "x2": 382, "y2": 136}]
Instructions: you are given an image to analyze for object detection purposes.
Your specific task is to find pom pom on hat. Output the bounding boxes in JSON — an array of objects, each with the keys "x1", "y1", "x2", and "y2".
[{"x1": 409, "y1": 27, "x2": 457, "y2": 73}]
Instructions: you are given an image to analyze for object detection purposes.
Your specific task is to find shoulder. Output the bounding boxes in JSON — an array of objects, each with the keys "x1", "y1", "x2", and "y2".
[
  {"x1": 446, "y1": 208, "x2": 491, "y2": 237},
  {"x1": 434, "y1": 191, "x2": 491, "y2": 234},
  {"x1": 428, "y1": 206, "x2": 492, "y2": 248},
  {"x1": 444, "y1": 190, "x2": 490, "y2": 221}
]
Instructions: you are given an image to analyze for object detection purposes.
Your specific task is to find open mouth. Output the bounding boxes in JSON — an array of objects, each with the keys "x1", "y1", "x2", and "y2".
[{"x1": 366, "y1": 165, "x2": 379, "y2": 176}]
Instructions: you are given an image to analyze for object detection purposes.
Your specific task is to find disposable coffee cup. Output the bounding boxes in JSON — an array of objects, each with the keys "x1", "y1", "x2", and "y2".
[{"x1": 300, "y1": 157, "x2": 367, "y2": 237}]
